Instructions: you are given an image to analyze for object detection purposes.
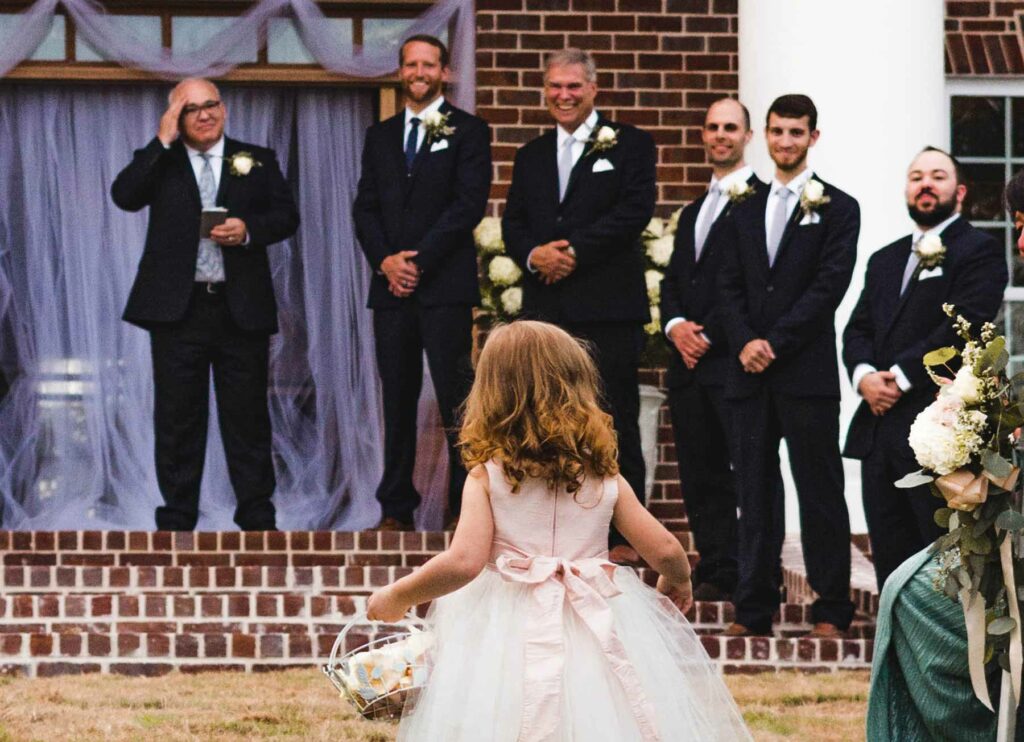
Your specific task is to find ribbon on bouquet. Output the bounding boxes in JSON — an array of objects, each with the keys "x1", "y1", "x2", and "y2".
[{"x1": 940, "y1": 466, "x2": 1023, "y2": 712}]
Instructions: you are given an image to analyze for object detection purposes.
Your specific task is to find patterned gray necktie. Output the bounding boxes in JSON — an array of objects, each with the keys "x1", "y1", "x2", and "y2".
[
  {"x1": 694, "y1": 183, "x2": 722, "y2": 260},
  {"x1": 195, "y1": 153, "x2": 225, "y2": 282},
  {"x1": 558, "y1": 136, "x2": 575, "y2": 201},
  {"x1": 900, "y1": 235, "x2": 923, "y2": 295},
  {"x1": 766, "y1": 185, "x2": 790, "y2": 267}
]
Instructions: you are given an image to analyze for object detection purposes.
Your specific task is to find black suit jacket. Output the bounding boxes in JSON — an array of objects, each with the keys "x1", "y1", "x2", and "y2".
[
  {"x1": 112, "y1": 136, "x2": 299, "y2": 334},
  {"x1": 502, "y1": 115, "x2": 656, "y2": 324},
  {"x1": 842, "y1": 217, "x2": 1007, "y2": 459},
  {"x1": 718, "y1": 174, "x2": 860, "y2": 400},
  {"x1": 660, "y1": 173, "x2": 767, "y2": 388},
  {"x1": 352, "y1": 101, "x2": 491, "y2": 309}
]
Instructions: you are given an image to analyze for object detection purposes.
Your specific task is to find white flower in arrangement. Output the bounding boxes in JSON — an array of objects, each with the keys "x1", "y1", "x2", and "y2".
[
  {"x1": 666, "y1": 207, "x2": 682, "y2": 235},
  {"x1": 227, "y1": 151, "x2": 261, "y2": 177},
  {"x1": 473, "y1": 217, "x2": 505, "y2": 256},
  {"x1": 799, "y1": 178, "x2": 830, "y2": 215},
  {"x1": 422, "y1": 110, "x2": 455, "y2": 142},
  {"x1": 646, "y1": 234, "x2": 674, "y2": 268},
  {"x1": 643, "y1": 217, "x2": 665, "y2": 240},
  {"x1": 644, "y1": 305, "x2": 661, "y2": 336},
  {"x1": 948, "y1": 365, "x2": 983, "y2": 405},
  {"x1": 914, "y1": 234, "x2": 947, "y2": 269},
  {"x1": 908, "y1": 393, "x2": 987, "y2": 476},
  {"x1": 645, "y1": 269, "x2": 663, "y2": 303},
  {"x1": 488, "y1": 255, "x2": 522, "y2": 287},
  {"x1": 500, "y1": 287, "x2": 523, "y2": 315}
]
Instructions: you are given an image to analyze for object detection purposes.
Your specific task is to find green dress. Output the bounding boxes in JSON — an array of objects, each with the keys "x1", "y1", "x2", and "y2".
[{"x1": 867, "y1": 548, "x2": 1005, "y2": 741}]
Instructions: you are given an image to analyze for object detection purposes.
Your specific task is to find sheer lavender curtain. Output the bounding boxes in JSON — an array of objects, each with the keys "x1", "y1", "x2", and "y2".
[
  {"x1": 0, "y1": 83, "x2": 450, "y2": 531},
  {"x1": 0, "y1": 0, "x2": 476, "y2": 110}
]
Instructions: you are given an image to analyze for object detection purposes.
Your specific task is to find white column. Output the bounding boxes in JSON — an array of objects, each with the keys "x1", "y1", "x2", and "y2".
[{"x1": 738, "y1": 0, "x2": 947, "y2": 532}]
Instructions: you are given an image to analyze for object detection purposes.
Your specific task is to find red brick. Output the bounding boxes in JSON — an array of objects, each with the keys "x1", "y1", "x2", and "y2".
[
  {"x1": 65, "y1": 596, "x2": 87, "y2": 618},
  {"x1": 144, "y1": 596, "x2": 167, "y2": 618},
  {"x1": 111, "y1": 662, "x2": 173, "y2": 677},
  {"x1": 118, "y1": 634, "x2": 141, "y2": 656},
  {"x1": 0, "y1": 635, "x2": 22, "y2": 655},
  {"x1": 266, "y1": 531, "x2": 287, "y2": 550},
  {"x1": 204, "y1": 634, "x2": 228, "y2": 658},
  {"x1": 544, "y1": 14, "x2": 588, "y2": 31},
  {"x1": 59, "y1": 633, "x2": 82, "y2": 655},
  {"x1": 29, "y1": 634, "x2": 53, "y2": 656},
  {"x1": 497, "y1": 14, "x2": 540, "y2": 30},
  {"x1": 231, "y1": 634, "x2": 256, "y2": 658},
  {"x1": 259, "y1": 635, "x2": 284, "y2": 658},
  {"x1": 227, "y1": 595, "x2": 251, "y2": 617},
  {"x1": 117, "y1": 595, "x2": 139, "y2": 617},
  {"x1": 91, "y1": 595, "x2": 112, "y2": 617},
  {"x1": 948, "y1": 1, "x2": 996, "y2": 16},
  {"x1": 638, "y1": 15, "x2": 681, "y2": 32},
  {"x1": 146, "y1": 634, "x2": 170, "y2": 657},
  {"x1": 200, "y1": 596, "x2": 224, "y2": 617},
  {"x1": 37, "y1": 662, "x2": 100, "y2": 676},
  {"x1": 87, "y1": 634, "x2": 111, "y2": 656}
]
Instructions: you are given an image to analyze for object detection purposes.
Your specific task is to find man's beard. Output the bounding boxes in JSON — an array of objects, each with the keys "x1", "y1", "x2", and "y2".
[
  {"x1": 772, "y1": 148, "x2": 807, "y2": 173},
  {"x1": 907, "y1": 192, "x2": 958, "y2": 227},
  {"x1": 402, "y1": 78, "x2": 442, "y2": 104}
]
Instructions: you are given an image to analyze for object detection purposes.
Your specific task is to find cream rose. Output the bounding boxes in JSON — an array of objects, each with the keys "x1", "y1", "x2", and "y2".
[
  {"x1": 596, "y1": 125, "x2": 616, "y2": 144},
  {"x1": 473, "y1": 217, "x2": 505, "y2": 255},
  {"x1": 422, "y1": 110, "x2": 444, "y2": 128},
  {"x1": 488, "y1": 255, "x2": 522, "y2": 287},
  {"x1": 802, "y1": 179, "x2": 825, "y2": 202},
  {"x1": 500, "y1": 287, "x2": 523, "y2": 315},
  {"x1": 232, "y1": 155, "x2": 253, "y2": 175},
  {"x1": 948, "y1": 365, "x2": 983, "y2": 404},
  {"x1": 646, "y1": 234, "x2": 674, "y2": 268},
  {"x1": 917, "y1": 234, "x2": 945, "y2": 259}
]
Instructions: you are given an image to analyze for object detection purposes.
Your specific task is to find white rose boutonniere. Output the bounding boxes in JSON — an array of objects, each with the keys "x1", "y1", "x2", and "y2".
[
  {"x1": 914, "y1": 233, "x2": 946, "y2": 269},
  {"x1": 589, "y1": 125, "x2": 619, "y2": 154},
  {"x1": 799, "y1": 178, "x2": 830, "y2": 217},
  {"x1": 725, "y1": 181, "x2": 754, "y2": 203},
  {"x1": 422, "y1": 110, "x2": 455, "y2": 143},
  {"x1": 227, "y1": 151, "x2": 261, "y2": 177}
]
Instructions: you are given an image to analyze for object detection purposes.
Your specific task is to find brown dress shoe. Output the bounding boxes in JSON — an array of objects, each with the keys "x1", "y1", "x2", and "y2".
[
  {"x1": 608, "y1": 545, "x2": 642, "y2": 567},
  {"x1": 720, "y1": 622, "x2": 771, "y2": 637},
  {"x1": 376, "y1": 516, "x2": 414, "y2": 532},
  {"x1": 804, "y1": 622, "x2": 844, "y2": 639}
]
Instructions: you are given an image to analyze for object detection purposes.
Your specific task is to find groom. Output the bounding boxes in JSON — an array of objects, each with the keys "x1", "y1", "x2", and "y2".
[
  {"x1": 843, "y1": 147, "x2": 1007, "y2": 589},
  {"x1": 718, "y1": 94, "x2": 858, "y2": 638}
]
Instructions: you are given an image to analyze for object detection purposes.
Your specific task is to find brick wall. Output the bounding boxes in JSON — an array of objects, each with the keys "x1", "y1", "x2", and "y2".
[
  {"x1": 475, "y1": 0, "x2": 739, "y2": 216},
  {"x1": 945, "y1": 0, "x2": 1024, "y2": 73}
]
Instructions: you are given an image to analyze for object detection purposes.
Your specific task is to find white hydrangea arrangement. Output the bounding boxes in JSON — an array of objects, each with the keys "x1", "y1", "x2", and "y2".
[{"x1": 474, "y1": 216, "x2": 523, "y2": 323}]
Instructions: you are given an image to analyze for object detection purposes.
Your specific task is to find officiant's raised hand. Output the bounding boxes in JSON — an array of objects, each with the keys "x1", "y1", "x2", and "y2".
[{"x1": 158, "y1": 88, "x2": 187, "y2": 146}]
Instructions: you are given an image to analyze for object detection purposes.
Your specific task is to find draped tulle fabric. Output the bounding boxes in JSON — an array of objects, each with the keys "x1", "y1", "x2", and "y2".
[
  {"x1": 0, "y1": 0, "x2": 476, "y2": 110},
  {"x1": 0, "y1": 84, "x2": 450, "y2": 530},
  {"x1": 397, "y1": 462, "x2": 752, "y2": 741}
]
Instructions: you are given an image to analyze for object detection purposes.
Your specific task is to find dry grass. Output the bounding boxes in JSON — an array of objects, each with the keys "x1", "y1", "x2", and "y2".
[{"x1": 0, "y1": 668, "x2": 869, "y2": 741}]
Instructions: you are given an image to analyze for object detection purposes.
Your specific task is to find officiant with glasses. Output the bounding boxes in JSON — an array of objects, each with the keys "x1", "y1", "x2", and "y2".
[{"x1": 112, "y1": 77, "x2": 299, "y2": 531}]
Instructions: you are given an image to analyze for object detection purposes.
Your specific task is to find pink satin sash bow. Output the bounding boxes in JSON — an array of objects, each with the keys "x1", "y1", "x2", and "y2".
[{"x1": 493, "y1": 552, "x2": 661, "y2": 742}]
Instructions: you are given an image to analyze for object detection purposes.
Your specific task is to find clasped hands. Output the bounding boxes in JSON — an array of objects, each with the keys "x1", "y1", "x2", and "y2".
[
  {"x1": 529, "y1": 240, "x2": 576, "y2": 285},
  {"x1": 858, "y1": 370, "x2": 902, "y2": 416},
  {"x1": 381, "y1": 250, "x2": 421, "y2": 298},
  {"x1": 739, "y1": 339, "x2": 775, "y2": 374},
  {"x1": 668, "y1": 321, "x2": 711, "y2": 370}
]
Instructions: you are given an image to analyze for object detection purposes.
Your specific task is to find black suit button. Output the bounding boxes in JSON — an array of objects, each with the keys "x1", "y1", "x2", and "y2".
[
  {"x1": 690, "y1": 279, "x2": 697, "y2": 286},
  {"x1": 766, "y1": 285, "x2": 774, "y2": 293},
  {"x1": 556, "y1": 216, "x2": 563, "y2": 223}
]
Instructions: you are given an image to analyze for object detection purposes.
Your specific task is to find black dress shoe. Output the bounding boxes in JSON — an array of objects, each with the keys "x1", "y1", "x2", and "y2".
[{"x1": 376, "y1": 516, "x2": 415, "y2": 532}]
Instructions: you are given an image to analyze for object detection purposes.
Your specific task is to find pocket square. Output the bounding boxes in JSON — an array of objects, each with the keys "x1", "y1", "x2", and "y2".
[
  {"x1": 430, "y1": 139, "x2": 449, "y2": 153},
  {"x1": 592, "y1": 158, "x2": 614, "y2": 173},
  {"x1": 798, "y1": 211, "x2": 821, "y2": 226},
  {"x1": 919, "y1": 266, "x2": 944, "y2": 280}
]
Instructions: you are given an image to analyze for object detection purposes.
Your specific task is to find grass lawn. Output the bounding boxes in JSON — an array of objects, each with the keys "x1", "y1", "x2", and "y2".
[{"x1": 0, "y1": 668, "x2": 869, "y2": 741}]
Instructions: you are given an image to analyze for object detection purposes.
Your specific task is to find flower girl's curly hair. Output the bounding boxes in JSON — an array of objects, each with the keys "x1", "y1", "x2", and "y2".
[{"x1": 458, "y1": 320, "x2": 619, "y2": 495}]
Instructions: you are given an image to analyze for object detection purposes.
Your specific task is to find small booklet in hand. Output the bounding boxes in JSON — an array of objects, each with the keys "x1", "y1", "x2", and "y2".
[{"x1": 200, "y1": 208, "x2": 228, "y2": 238}]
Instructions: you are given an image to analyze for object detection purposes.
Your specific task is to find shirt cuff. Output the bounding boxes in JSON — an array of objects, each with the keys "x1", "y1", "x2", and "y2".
[
  {"x1": 526, "y1": 247, "x2": 540, "y2": 274},
  {"x1": 889, "y1": 364, "x2": 912, "y2": 392},
  {"x1": 664, "y1": 316, "x2": 686, "y2": 338},
  {"x1": 851, "y1": 363, "x2": 877, "y2": 396}
]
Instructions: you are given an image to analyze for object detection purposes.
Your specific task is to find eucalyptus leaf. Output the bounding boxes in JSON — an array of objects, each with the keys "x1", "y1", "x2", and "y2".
[
  {"x1": 988, "y1": 616, "x2": 1017, "y2": 636},
  {"x1": 924, "y1": 347, "x2": 958, "y2": 367},
  {"x1": 945, "y1": 574, "x2": 961, "y2": 600},
  {"x1": 982, "y1": 450, "x2": 1014, "y2": 479},
  {"x1": 950, "y1": 512, "x2": 960, "y2": 532},
  {"x1": 896, "y1": 470, "x2": 935, "y2": 489},
  {"x1": 996, "y1": 510, "x2": 1024, "y2": 531},
  {"x1": 976, "y1": 337, "x2": 1007, "y2": 375},
  {"x1": 934, "y1": 508, "x2": 953, "y2": 528}
]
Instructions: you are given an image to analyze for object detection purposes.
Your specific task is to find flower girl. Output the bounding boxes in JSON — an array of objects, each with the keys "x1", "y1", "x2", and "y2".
[{"x1": 367, "y1": 320, "x2": 751, "y2": 741}]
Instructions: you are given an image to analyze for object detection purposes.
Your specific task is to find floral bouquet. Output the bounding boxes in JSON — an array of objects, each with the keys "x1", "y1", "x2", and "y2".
[
  {"x1": 323, "y1": 613, "x2": 433, "y2": 721},
  {"x1": 898, "y1": 304, "x2": 1024, "y2": 710},
  {"x1": 473, "y1": 216, "x2": 523, "y2": 325},
  {"x1": 639, "y1": 210, "x2": 681, "y2": 366}
]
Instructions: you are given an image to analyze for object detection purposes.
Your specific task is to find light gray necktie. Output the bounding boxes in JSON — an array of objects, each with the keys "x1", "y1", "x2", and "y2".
[
  {"x1": 766, "y1": 185, "x2": 791, "y2": 267},
  {"x1": 694, "y1": 183, "x2": 722, "y2": 260},
  {"x1": 195, "y1": 153, "x2": 225, "y2": 283},
  {"x1": 900, "y1": 235, "x2": 923, "y2": 295},
  {"x1": 558, "y1": 136, "x2": 575, "y2": 201}
]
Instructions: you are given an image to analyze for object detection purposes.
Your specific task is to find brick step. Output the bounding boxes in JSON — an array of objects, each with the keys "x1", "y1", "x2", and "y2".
[{"x1": 0, "y1": 631, "x2": 873, "y2": 677}]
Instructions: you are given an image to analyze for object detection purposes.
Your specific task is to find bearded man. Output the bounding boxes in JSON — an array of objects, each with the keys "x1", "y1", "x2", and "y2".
[{"x1": 843, "y1": 146, "x2": 1007, "y2": 589}]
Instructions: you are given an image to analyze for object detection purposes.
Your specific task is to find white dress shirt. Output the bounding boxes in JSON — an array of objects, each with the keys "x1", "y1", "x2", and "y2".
[
  {"x1": 851, "y1": 212, "x2": 962, "y2": 396},
  {"x1": 184, "y1": 137, "x2": 225, "y2": 191},
  {"x1": 664, "y1": 165, "x2": 754, "y2": 340},
  {"x1": 764, "y1": 166, "x2": 814, "y2": 240},
  {"x1": 404, "y1": 95, "x2": 446, "y2": 154},
  {"x1": 527, "y1": 109, "x2": 600, "y2": 272}
]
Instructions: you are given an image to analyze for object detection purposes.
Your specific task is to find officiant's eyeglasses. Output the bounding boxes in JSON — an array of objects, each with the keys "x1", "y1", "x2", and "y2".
[{"x1": 182, "y1": 100, "x2": 222, "y2": 117}]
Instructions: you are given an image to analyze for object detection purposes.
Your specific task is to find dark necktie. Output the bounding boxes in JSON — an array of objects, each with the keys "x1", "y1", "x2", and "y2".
[{"x1": 405, "y1": 117, "x2": 421, "y2": 172}]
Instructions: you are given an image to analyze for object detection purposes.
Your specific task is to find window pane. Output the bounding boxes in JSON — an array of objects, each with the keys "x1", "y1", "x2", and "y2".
[
  {"x1": 172, "y1": 17, "x2": 257, "y2": 63},
  {"x1": 952, "y1": 96, "x2": 1005, "y2": 157},
  {"x1": 267, "y1": 18, "x2": 352, "y2": 64},
  {"x1": 362, "y1": 18, "x2": 447, "y2": 54},
  {"x1": 76, "y1": 15, "x2": 161, "y2": 62},
  {"x1": 0, "y1": 13, "x2": 66, "y2": 61},
  {"x1": 962, "y1": 163, "x2": 1006, "y2": 221}
]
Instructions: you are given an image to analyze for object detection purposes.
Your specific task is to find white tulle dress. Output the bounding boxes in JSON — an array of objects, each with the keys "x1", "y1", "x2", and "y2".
[{"x1": 396, "y1": 460, "x2": 752, "y2": 741}]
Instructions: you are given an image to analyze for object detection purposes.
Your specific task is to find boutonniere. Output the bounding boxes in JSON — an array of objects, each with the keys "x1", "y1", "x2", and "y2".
[
  {"x1": 724, "y1": 181, "x2": 754, "y2": 203},
  {"x1": 227, "y1": 151, "x2": 261, "y2": 177},
  {"x1": 799, "y1": 178, "x2": 830, "y2": 217},
  {"x1": 422, "y1": 110, "x2": 455, "y2": 143},
  {"x1": 587, "y1": 125, "x2": 619, "y2": 154},
  {"x1": 914, "y1": 234, "x2": 946, "y2": 269}
]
